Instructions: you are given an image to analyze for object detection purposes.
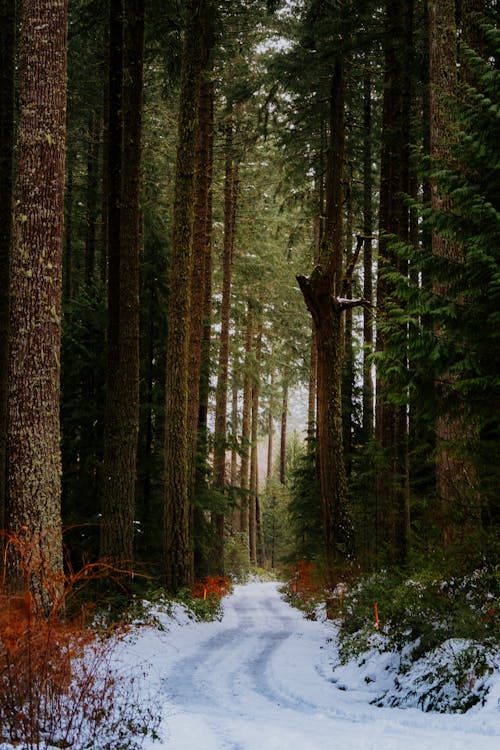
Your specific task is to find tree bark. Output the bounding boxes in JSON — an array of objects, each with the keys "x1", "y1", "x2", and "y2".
[
  {"x1": 6, "y1": 0, "x2": 68, "y2": 610},
  {"x1": 343, "y1": 175, "x2": 354, "y2": 480},
  {"x1": 101, "y1": 0, "x2": 144, "y2": 566},
  {"x1": 230, "y1": 376, "x2": 240, "y2": 533},
  {"x1": 164, "y1": 0, "x2": 205, "y2": 592},
  {"x1": 297, "y1": 59, "x2": 353, "y2": 579},
  {"x1": 84, "y1": 113, "x2": 101, "y2": 286},
  {"x1": 191, "y1": 76, "x2": 214, "y2": 578},
  {"x1": 428, "y1": 0, "x2": 481, "y2": 544},
  {"x1": 249, "y1": 320, "x2": 262, "y2": 565},
  {"x1": 239, "y1": 302, "x2": 253, "y2": 541},
  {"x1": 279, "y1": 381, "x2": 288, "y2": 485},
  {"x1": 63, "y1": 161, "x2": 73, "y2": 302},
  {"x1": 375, "y1": 0, "x2": 413, "y2": 568},
  {"x1": 267, "y1": 370, "x2": 275, "y2": 479},
  {"x1": 362, "y1": 73, "x2": 374, "y2": 443},
  {"x1": 212, "y1": 118, "x2": 237, "y2": 573},
  {"x1": 0, "y1": 0, "x2": 16, "y2": 537}
]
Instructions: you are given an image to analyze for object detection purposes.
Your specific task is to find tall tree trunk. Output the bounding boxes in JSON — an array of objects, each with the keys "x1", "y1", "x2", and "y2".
[
  {"x1": 256, "y1": 495, "x2": 265, "y2": 567},
  {"x1": 343, "y1": 174, "x2": 354, "y2": 480},
  {"x1": 194, "y1": 79, "x2": 214, "y2": 472},
  {"x1": 192, "y1": 77, "x2": 214, "y2": 579},
  {"x1": 249, "y1": 320, "x2": 262, "y2": 565},
  {"x1": 428, "y1": 0, "x2": 480, "y2": 544},
  {"x1": 84, "y1": 113, "x2": 101, "y2": 286},
  {"x1": 230, "y1": 376, "x2": 240, "y2": 533},
  {"x1": 63, "y1": 161, "x2": 73, "y2": 303},
  {"x1": 297, "y1": 60, "x2": 355, "y2": 579},
  {"x1": 362, "y1": 72, "x2": 374, "y2": 443},
  {"x1": 0, "y1": 0, "x2": 16, "y2": 536},
  {"x1": 279, "y1": 381, "x2": 288, "y2": 485},
  {"x1": 267, "y1": 370, "x2": 275, "y2": 479},
  {"x1": 212, "y1": 119, "x2": 237, "y2": 574},
  {"x1": 460, "y1": 0, "x2": 485, "y2": 65},
  {"x1": 375, "y1": 0, "x2": 413, "y2": 568},
  {"x1": 101, "y1": 0, "x2": 144, "y2": 566},
  {"x1": 6, "y1": 0, "x2": 68, "y2": 610},
  {"x1": 187, "y1": 19, "x2": 213, "y2": 467},
  {"x1": 100, "y1": 76, "x2": 109, "y2": 285},
  {"x1": 308, "y1": 325, "x2": 317, "y2": 437},
  {"x1": 163, "y1": 0, "x2": 205, "y2": 592},
  {"x1": 239, "y1": 302, "x2": 253, "y2": 541}
]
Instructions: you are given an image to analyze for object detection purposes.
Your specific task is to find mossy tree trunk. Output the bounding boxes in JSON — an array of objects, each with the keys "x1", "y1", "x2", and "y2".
[
  {"x1": 0, "y1": 0, "x2": 16, "y2": 537},
  {"x1": 164, "y1": 0, "x2": 206, "y2": 592},
  {"x1": 101, "y1": 0, "x2": 144, "y2": 566},
  {"x1": 6, "y1": 0, "x2": 68, "y2": 610}
]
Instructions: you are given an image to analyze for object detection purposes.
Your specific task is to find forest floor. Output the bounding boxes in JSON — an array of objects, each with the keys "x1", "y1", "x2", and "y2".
[{"x1": 117, "y1": 580, "x2": 500, "y2": 750}]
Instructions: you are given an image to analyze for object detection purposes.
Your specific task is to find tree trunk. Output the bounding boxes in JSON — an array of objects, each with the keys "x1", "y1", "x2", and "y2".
[
  {"x1": 212, "y1": 119, "x2": 237, "y2": 573},
  {"x1": 428, "y1": 0, "x2": 480, "y2": 544},
  {"x1": 249, "y1": 320, "x2": 262, "y2": 565},
  {"x1": 362, "y1": 72, "x2": 374, "y2": 443},
  {"x1": 256, "y1": 496, "x2": 265, "y2": 567},
  {"x1": 230, "y1": 376, "x2": 240, "y2": 533},
  {"x1": 188, "y1": 19, "x2": 213, "y2": 470},
  {"x1": 194, "y1": 78, "x2": 214, "y2": 477},
  {"x1": 192, "y1": 77, "x2": 214, "y2": 579},
  {"x1": 239, "y1": 302, "x2": 253, "y2": 541},
  {"x1": 164, "y1": 0, "x2": 205, "y2": 592},
  {"x1": 101, "y1": 0, "x2": 144, "y2": 566},
  {"x1": 279, "y1": 381, "x2": 288, "y2": 485},
  {"x1": 308, "y1": 323, "x2": 318, "y2": 438},
  {"x1": 84, "y1": 113, "x2": 101, "y2": 286},
  {"x1": 375, "y1": 0, "x2": 413, "y2": 568},
  {"x1": 267, "y1": 370, "x2": 275, "y2": 479},
  {"x1": 6, "y1": 0, "x2": 68, "y2": 610},
  {"x1": 0, "y1": 0, "x2": 16, "y2": 537},
  {"x1": 343, "y1": 175, "x2": 354, "y2": 480},
  {"x1": 297, "y1": 59, "x2": 353, "y2": 579}
]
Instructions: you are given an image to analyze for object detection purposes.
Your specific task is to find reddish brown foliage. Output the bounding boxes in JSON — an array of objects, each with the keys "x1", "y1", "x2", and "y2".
[
  {"x1": 191, "y1": 575, "x2": 232, "y2": 602},
  {"x1": 0, "y1": 532, "x2": 156, "y2": 749}
]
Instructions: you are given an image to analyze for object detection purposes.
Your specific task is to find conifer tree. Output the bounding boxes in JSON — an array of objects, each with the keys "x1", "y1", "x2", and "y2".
[
  {"x1": 101, "y1": 0, "x2": 145, "y2": 565},
  {"x1": 375, "y1": 0, "x2": 413, "y2": 567},
  {"x1": 164, "y1": 0, "x2": 207, "y2": 591},
  {"x1": 6, "y1": 0, "x2": 68, "y2": 608}
]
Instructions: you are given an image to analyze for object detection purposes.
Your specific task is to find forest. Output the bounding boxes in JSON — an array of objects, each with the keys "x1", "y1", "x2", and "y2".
[{"x1": 0, "y1": 0, "x2": 498, "y2": 613}]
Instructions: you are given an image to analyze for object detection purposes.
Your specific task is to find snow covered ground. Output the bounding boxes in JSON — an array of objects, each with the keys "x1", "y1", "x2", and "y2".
[{"x1": 118, "y1": 580, "x2": 500, "y2": 750}]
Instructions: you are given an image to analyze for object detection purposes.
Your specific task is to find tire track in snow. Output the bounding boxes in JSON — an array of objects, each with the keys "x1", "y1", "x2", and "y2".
[
  {"x1": 164, "y1": 585, "x2": 325, "y2": 724},
  {"x1": 156, "y1": 582, "x2": 500, "y2": 750}
]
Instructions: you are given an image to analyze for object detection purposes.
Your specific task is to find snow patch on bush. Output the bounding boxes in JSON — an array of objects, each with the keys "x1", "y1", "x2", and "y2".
[{"x1": 329, "y1": 633, "x2": 499, "y2": 714}]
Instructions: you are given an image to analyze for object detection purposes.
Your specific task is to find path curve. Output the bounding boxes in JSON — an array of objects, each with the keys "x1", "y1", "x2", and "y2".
[{"x1": 143, "y1": 581, "x2": 499, "y2": 750}]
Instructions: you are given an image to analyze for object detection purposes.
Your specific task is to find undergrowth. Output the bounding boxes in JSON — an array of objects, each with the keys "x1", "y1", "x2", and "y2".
[
  {"x1": 282, "y1": 560, "x2": 499, "y2": 713},
  {"x1": 0, "y1": 534, "x2": 161, "y2": 750},
  {"x1": 132, "y1": 574, "x2": 233, "y2": 626}
]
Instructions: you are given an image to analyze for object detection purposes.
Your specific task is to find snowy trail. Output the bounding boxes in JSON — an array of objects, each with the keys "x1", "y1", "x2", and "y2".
[{"x1": 135, "y1": 581, "x2": 500, "y2": 750}]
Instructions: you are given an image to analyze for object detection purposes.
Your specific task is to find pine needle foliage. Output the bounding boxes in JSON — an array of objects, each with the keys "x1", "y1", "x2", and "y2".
[{"x1": 378, "y1": 25, "x2": 500, "y2": 564}]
